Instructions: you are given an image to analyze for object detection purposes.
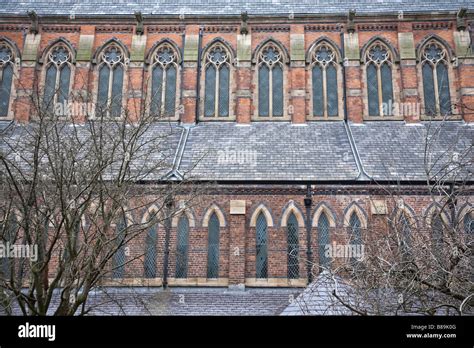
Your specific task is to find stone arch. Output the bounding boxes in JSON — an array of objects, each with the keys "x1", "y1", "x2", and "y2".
[
  {"x1": 252, "y1": 37, "x2": 290, "y2": 64},
  {"x1": 423, "y1": 202, "x2": 451, "y2": 227},
  {"x1": 172, "y1": 207, "x2": 196, "y2": 228},
  {"x1": 416, "y1": 34, "x2": 455, "y2": 61},
  {"x1": 280, "y1": 201, "x2": 305, "y2": 227},
  {"x1": 343, "y1": 202, "x2": 368, "y2": 229},
  {"x1": 201, "y1": 37, "x2": 235, "y2": 63},
  {"x1": 39, "y1": 37, "x2": 76, "y2": 64},
  {"x1": 306, "y1": 36, "x2": 342, "y2": 63},
  {"x1": 92, "y1": 37, "x2": 130, "y2": 64},
  {"x1": 145, "y1": 38, "x2": 182, "y2": 64},
  {"x1": 361, "y1": 35, "x2": 400, "y2": 63},
  {"x1": 311, "y1": 202, "x2": 337, "y2": 227},
  {"x1": 249, "y1": 203, "x2": 274, "y2": 227},
  {"x1": 202, "y1": 203, "x2": 227, "y2": 227}
]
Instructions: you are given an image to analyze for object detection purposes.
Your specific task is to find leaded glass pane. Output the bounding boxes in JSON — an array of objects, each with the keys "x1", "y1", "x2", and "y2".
[
  {"x1": 43, "y1": 65, "x2": 57, "y2": 112},
  {"x1": 218, "y1": 64, "x2": 229, "y2": 117},
  {"x1": 150, "y1": 65, "x2": 163, "y2": 117},
  {"x1": 0, "y1": 63, "x2": 13, "y2": 117},
  {"x1": 272, "y1": 65, "x2": 283, "y2": 117},
  {"x1": 97, "y1": 65, "x2": 110, "y2": 113},
  {"x1": 437, "y1": 62, "x2": 451, "y2": 116},
  {"x1": 367, "y1": 63, "x2": 379, "y2": 116},
  {"x1": 318, "y1": 213, "x2": 330, "y2": 269},
  {"x1": 349, "y1": 213, "x2": 361, "y2": 245},
  {"x1": 175, "y1": 216, "x2": 189, "y2": 279},
  {"x1": 1, "y1": 214, "x2": 17, "y2": 276},
  {"x1": 399, "y1": 214, "x2": 411, "y2": 255},
  {"x1": 204, "y1": 65, "x2": 216, "y2": 117},
  {"x1": 164, "y1": 65, "x2": 176, "y2": 116},
  {"x1": 207, "y1": 213, "x2": 219, "y2": 278},
  {"x1": 422, "y1": 63, "x2": 436, "y2": 116},
  {"x1": 113, "y1": 217, "x2": 126, "y2": 278},
  {"x1": 144, "y1": 226, "x2": 157, "y2": 278},
  {"x1": 326, "y1": 64, "x2": 338, "y2": 116},
  {"x1": 58, "y1": 64, "x2": 70, "y2": 106},
  {"x1": 312, "y1": 65, "x2": 323, "y2": 116},
  {"x1": 464, "y1": 213, "x2": 473, "y2": 234},
  {"x1": 432, "y1": 215, "x2": 443, "y2": 248},
  {"x1": 110, "y1": 65, "x2": 123, "y2": 117},
  {"x1": 256, "y1": 213, "x2": 268, "y2": 279},
  {"x1": 381, "y1": 62, "x2": 393, "y2": 116},
  {"x1": 258, "y1": 65, "x2": 269, "y2": 116},
  {"x1": 287, "y1": 213, "x2": 299, "y2": 279}
]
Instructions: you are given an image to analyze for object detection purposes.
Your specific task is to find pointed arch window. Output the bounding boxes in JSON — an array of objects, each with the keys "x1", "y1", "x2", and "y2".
[
  {"x1": 43, "y1": 43, "x2": 72, "y2": 114},
  {"x1": 150, "y1": 43, "x2": 178, "y2": 118},
  {"x1": 113, "y1": 215, "x2": 127, "y2": 278},
  {"x1": 204, "y1": 43, "x2": 230, "y2": 118},
  {"x1": 398, "y1": 213, "x2": 412, "y2": 256},
  {"x1": 97, "y1": 44, "x2": 125, "y2": 118},
  {"x1": 463, "y1": 211, "x2": 473, "y2": 234},
  {"x1": 287, "y1": 213, "x2": 299, "y2": 279},
  {"x1": 1, "y1": 213, "x2": 18, "y2": 276},
  {"x1": 365, "y1": 42, "x2": 394, "y2": 117},
  {"x1": 258, "y1": 43, "x2": 284, "y2": 117},
  {"x1": 207, "y1": 213, "x2": 220, "y2": 278},
  {"x1": 256, "y1": 213, "x2": 268, "y2": 279},
  {"x1": 431, "y1": 214, "x2": 444, "y2": 255},
  {"x1": 175, "y1": 215, "x2": 189, "y2": 279},
  {"x1": 0, "y1": 42, "x2": 14, "y2": 118},
  {"x1": 317, "y1": 213, "x2": 330, "y2": 269},
  {"x1": 421, "y1": 41, "x2": 452, "y2": 116},
  {"x1": 311, "y1": 42, "x2": 339, "y2": 117},
  {"x1": 144, "y1": 225, "x2": 157, "y2": 278}
]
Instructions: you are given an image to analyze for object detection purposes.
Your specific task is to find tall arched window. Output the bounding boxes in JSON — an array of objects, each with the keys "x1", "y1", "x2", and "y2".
[
  {"x1": 311, "y1": 42, "x2": 339, "y2": 117},
  {"x1": 144, "y1": 225, "x2": 157, "y2": 278},
  {"x1": 258, "y1": 42, "x2": 284, "y2": 117},
  {"x1": 96, "y1": 43, "x2": 125, "y2": 118},
  {"x1": 43, "y1": 43, "x2": 73, "y2": 114},
  {"x1": 398, "y1": 213, "x2": 412, "y2": 256},
  {"x1": 287, "y1": 213, "x2": 299, "y2": 279},
  {"x1": 365, "y1": 42, "x2": 394, "y2": 117},
  {"x1": 317, "y1": 212, "x2": 330, "y2": 269},
  {"x1": 464, "y1": 211, "x2": 473, "y2": 234},
  {"x1": 421, "y1": 41, "x2": 452, "y2": 116},
  {"x1": 203, "y1": 43, "x2": 230, "y2": 118},
  {"x1": 1, "y1": 213, "x2": 17, "y2": 276},
  {"x1": 348, "y1": 212, "x2": 362, "y2": 266},
  {"x1": 149, "y1": 43, "x2": 178, "y2": 118},
  {"x1": 207, "y1": 213, "x2": 220, "y2": 278},
  {"x1": 256, "y1": 212, "x2": 268, "y2": 279},
  {"x1": 0, "y1": 42, "x2": 15, "y2": 118},
  {"x1": 113, "y1": 215, "x2": 127, "y2": 278},
  {"x1": 431, "y1": 214, "x2": 444, "y2": 256},
  {"x1": 175, "y1": 215, "x2": 189, "y2": 279}
]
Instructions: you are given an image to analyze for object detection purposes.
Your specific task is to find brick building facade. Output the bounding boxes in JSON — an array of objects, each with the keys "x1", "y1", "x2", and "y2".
[{"x1": 0, "y1": 1, "x2": 473, "y2": 289}]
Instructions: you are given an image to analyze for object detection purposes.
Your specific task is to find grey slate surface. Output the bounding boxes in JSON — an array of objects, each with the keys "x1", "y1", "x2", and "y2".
[{"x1": 0, "y1": 0, "x2": 471, "y2": 16}]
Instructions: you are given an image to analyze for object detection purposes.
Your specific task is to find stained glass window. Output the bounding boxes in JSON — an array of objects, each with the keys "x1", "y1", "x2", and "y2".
[
  {"x1": 96, "y1": 44, "x2": 124, "y2": 118},
  {"x1": 175, "y1": 215, "x2": 189, "y2": 279},
  {"x1": 150, "y1": 44, "x2": 178, "y2": 118},
  {"x1": 258, "y1": 43, "x2": 284, "y2": 117},
  {"x1": 207, "y1": 213, "x2": 220, "y2": 278},
  {"x1": 421, "y1": 41, "x2": 452, "y2": 117},
  {"x1": 0, "y1": 42, "x2": 13, "y2": 117},
  {"x1": 204, "y1": 44, "x2": 230, "y2": 117},
  {"x1": 256, "y1": 213, "x2": 268, "y2": 279},
  {"x1": 287, "y1": 213, "x2": 299, "y2": 279},
  {"x1": 365, "y1": 42, "x2": 394, "y2": 117},
  {"x1": 318, "y1": 213, "x2": 330, "y2": 269},
  {"x1": 311, "y1": 42, "x2": 339, "y2": 117},
  {"x1": 42, "y1": 44, "x2": 72, "y2": 115}
]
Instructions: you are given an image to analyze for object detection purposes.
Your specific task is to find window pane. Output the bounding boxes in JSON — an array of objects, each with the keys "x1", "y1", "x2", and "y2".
[
  {"x1": 144, "y1": 226, "x2": 157, "y2": 278},
  {"x1": 367, "y1": 63, "x2": 379, "y2": 116},
  {"x1": 43, "y1": 65, "x2": 57, "y2": 113},
  {"x1": 113, "y1": 217, "x2": 126, "y2": 278},
  {"x1": 381, "y1": 63, "x2": 393, "y2": 116},
  {"x1": 175, "y1": 216, "x2": 189, "y2": 279},
  {"x1": 218, "y1": 64, "x2": 229, "y2": 117},
  {"x1": 272, "y1": 65, "x2": 283, "y2": 117},
  {"x1": 318, "y1": 213, "x2": 330, "y2": 269},
  {"x1": 464, "y1": 214, "x2": 473, "y2": 234},
  {"x1": 287, "y1": 213, "x2": 299, "y2": 279},
  {"x1": 258, "y1": 65, "x2": 269, "y2": 116},
  {"x1": 399, "y1": 214, "x2": 411, "y2": 255},
  {"x1": 1, "y1": 214, "x2": 17, "y2": 275},
  {"x1": 164, "y1": 65, "x2": 177, "y2": 116},
  {"x1": 437, "y1": 62, "x2": 451, "y2": 116},
  {"x1": 204, "y1": 65, "x2": 216, "y2": 117},
  {"x1": 58, "y1": 64, "x2": 71, "y2": 106},
  {"x1": 326, "y1": 64, "x2": 338, "y2": 116},
  {"x1": 0, "y1": 64, "x2": 13, "y2": 117},
  {"x1": 110, "y1": 65, "x2": 123, "y2": 117},
  {"x1": 422, "y1": 63, "x2": 436, "y2": 116},
  {"x1": 256, "y1": 213, "x2": 268, "y2": 279},
  {"x1": 150, "y1": 65, "x2": 163, "y2": 117},
  {"x1": 97, "y1": 65, "x2": 110, "y2": 115},
  {"x1": 207, "y1": 213, "x2": 219, "y2": 278},
  {"x1": 312, "y1": 65, "x2": 324, "y2": 116},
  {"x1": 349, "y1": 213, "x2": 361, "y2": 245}
]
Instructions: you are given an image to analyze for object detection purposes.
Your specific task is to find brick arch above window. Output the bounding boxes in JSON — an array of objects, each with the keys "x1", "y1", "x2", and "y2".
[
  {"x1": 0, "y1": 37, "x2": 20, "y2": 119},
  {"x1": 171, "y1": 208, "x2": 196, "y2": 228},
  {"x1": 280, "y1": 201, "x2": 305, "y2": 227},
  {"x1": 343, "y1": 202, "x2": 368, "y2": 229},
  {"x1": 423, "y1": 202, "x2": 451, "y2": 227},
  {"x1": 249, "y1": 203, "x2": 274, "y2": 227},
  {"x1": 202, "y1": 203, "x2": 227, "y2": 227},
  {"x1": 311, "y1": 202, "x2": 337, "y2": 228}
]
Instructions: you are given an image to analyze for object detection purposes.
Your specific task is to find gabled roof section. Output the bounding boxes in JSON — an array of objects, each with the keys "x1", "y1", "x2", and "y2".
[{"x1": 0, "y1": 0, "x2": 471, "y2": 16}]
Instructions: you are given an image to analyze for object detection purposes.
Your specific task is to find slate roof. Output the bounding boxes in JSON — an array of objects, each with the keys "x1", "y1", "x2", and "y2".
[
  {"x1": 1, "y1": 120, "x2": 472, "y2": 182},
  {"x1": 0, "y1": 0, "x2": 471, "y2": 16}
]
